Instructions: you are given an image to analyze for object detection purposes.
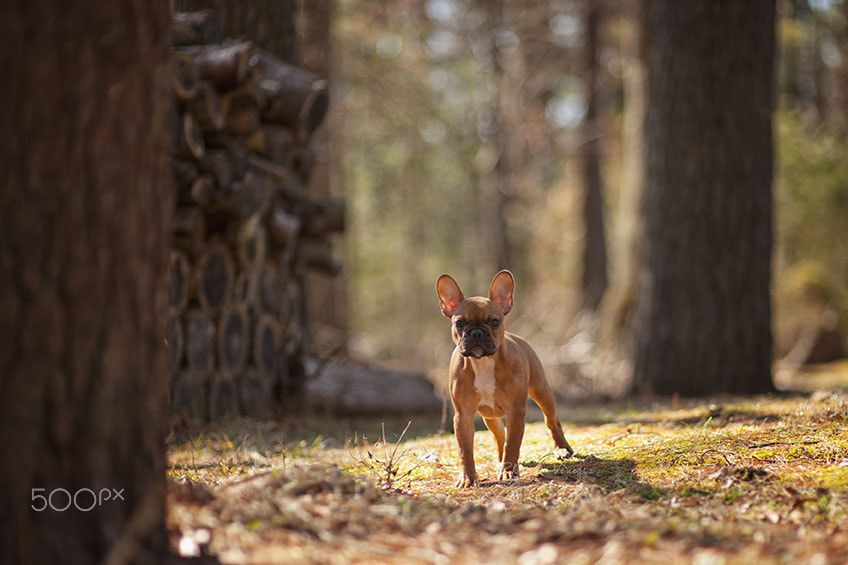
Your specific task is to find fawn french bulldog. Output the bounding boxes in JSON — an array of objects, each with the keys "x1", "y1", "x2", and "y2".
[{"x1": 437, "y1": 270, "x2": 573, "y2": 487}]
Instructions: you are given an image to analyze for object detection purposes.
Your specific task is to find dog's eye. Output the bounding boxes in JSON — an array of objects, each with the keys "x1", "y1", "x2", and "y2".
[
  {"x1": 455, "y1": 319, "x2": 466, "y2": 330},
  {"x1": 490, "y1": 318, "x2": 500, "y2": 328}
]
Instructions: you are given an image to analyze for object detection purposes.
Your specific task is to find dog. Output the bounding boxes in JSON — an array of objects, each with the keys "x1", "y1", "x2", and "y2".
[{"x1": 437, "y1": 270, "x2": 573, "y2": 487}]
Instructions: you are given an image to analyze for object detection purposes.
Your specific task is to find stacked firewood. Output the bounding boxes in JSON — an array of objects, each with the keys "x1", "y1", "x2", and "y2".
[{"x1": 165, "y1": 10, "x2": 343, "y2": 421}]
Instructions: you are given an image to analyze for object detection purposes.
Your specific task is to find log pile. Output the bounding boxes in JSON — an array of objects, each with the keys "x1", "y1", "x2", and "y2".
[{"x1": 166, "y1": 10, "x2": 343, "y2": 422}]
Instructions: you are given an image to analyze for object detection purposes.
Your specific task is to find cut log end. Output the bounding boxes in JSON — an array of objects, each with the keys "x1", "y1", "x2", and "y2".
[
  {"x1": 300, "y1": 238, "x2": 343, "y2": 276},
  {"x1": 257, "y1": 262, "x2": 282, "y2": 314},
  {"x1": 214, "y1": 171, "x2": 270, "y2": 220},
  {"x1": 239, "y1": 369, "x2": 273, "y2": 418},
  {"x1": 168, "y1": 250, "x2": 190, "y2": 315},
  {"x1": 306, "y1": 198, "x2": 345, "y2": 236},
  {"x1": 237, "y1": 215, "x2": 268, "y2": 266},
  {"x1": 217, "y1": 304, "x2": 249, "y2": 374},
  {"x1": 185, "y1": 309, "x2": 216, "y2": 377},
  {"x1": 172, "y1": 371, "x2": 209, "y2": 421},
  {"x1": 165, "y1": 315, "x2": 185, "y2": 375},
  {"x1": 183, "y1": 41, "x2": 254, "y2": 90},
  {"x1": 172, "y1": 206, "x2": 206, "y2": 256},
  {"x1": 268, "y1": 206, "x2": 301, "y2": 260},
  {"x1": 256, "y1": 50, "x2": 330, "y2": 137},
  {"x1": 233, "y1": 268, "x2": 258, "y2": 306},
  {"x1": 196, "y1": 242, "x2": 234, "y2": 313},
  {"x1": 188, "y1": 175, "x2": 216, "y2": 207},
  {"x1": 209, "y1": 373, "x2": 239, "y2": 422},
  {"x1": 190, "y1": 82, "x2": 225, "y2": 131},
  {"x1": 254, "y1": 315, "x2": 280, "y2": 380},
  {"x1": 302, "y1": 83, "x2": 329, "y2": 138},
  {"x1": 178, "y1": 113, "x2": 206, "y2": 160},
  {"x1": 173, "y1": 52, "x2": 200, "y2": 101}
]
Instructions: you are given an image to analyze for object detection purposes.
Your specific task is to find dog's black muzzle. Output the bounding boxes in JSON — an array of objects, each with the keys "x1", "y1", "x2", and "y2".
[{"x1": 459, "y1": 326, "x2": 497, "y2": 358}]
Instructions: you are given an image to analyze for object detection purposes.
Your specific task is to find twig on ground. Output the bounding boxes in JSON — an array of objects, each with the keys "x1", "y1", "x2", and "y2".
[
  {"x1": 698, "y1": 449, "x2": 734, "y2": 466},
  {"x1": 749, "y1": 440, "x2": 822, "y2": 449}
]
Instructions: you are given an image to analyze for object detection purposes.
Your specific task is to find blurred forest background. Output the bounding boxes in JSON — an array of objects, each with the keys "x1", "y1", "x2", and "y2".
[{"x1": 312, "y1": 0, "x2": 848, "y2": 395}]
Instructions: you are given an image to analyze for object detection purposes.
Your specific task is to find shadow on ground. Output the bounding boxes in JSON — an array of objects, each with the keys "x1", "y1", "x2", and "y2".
[{"x1": 522, "y1": 454, "x2": 638, "y2": 492}]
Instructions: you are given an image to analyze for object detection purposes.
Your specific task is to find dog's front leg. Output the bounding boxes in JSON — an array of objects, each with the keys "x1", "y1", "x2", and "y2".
[
  {"x1": 453, "y1": 409, "x2": 477, "y2": 487},
  {"x1": 499, "y1": 402, "x2": 526, "y2": 480}
]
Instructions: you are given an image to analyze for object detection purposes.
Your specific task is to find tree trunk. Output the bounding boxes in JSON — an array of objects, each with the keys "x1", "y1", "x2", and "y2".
[
  {"x1": 602, "y1": 0, "x2": 649, "y2": 338},
  {"x1": 580, "y1": 0, "x2": 608, "y2": 312},
  {"x1": 633, "y1": 0, "x2": 776, "y2": 395},
  {"x1": 297, "y1": 0, "x2": 333, "y2": 76},
  {"x1": 0, "y1": 2, "x2": 172, "y2": 564},
  {"x1": 478, "y1": 0, "x2": 526, "y2": 275}
]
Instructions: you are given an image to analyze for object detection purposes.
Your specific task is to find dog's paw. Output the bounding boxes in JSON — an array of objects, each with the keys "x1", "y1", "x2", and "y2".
[
  {"x1": 555, "y1": 446, "x2": 574, "y2": 460},
  {"x1": 455, "y1": 473, "x2": 478, "y2": 488},
  {"x1": 497, "y1": 462, "x2": 520, "y2": 481}
]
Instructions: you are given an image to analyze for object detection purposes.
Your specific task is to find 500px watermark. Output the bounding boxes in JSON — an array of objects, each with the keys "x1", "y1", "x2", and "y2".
[{"x1": 31, "y1": 488, "x2": 124, "y2": 512}]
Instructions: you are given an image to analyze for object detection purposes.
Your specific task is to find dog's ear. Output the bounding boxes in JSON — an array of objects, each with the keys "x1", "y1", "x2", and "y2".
[
  {"x1": 436, "y1": 274, "x2": 464, "y2": 318},
  {"x1": 488, "y1": 270, "x2": 515, "y2": 315}
]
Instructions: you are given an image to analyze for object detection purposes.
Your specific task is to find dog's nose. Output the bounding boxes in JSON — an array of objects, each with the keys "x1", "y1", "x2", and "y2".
[{"x1": 467, "y1": 327, "x2": 486, "y2": 340}]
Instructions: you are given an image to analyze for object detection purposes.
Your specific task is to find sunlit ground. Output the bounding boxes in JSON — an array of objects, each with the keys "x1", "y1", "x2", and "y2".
[{"x1": 167, "y1": 363, "x2": 848, "y2": 564}]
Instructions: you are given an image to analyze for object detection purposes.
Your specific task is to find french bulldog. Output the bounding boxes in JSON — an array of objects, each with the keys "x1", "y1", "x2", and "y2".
[{"x1": 437, "y1": 270, "x2": 573, "y2": 487}]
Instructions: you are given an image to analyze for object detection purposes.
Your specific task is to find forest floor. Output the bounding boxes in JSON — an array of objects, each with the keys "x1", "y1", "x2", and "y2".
[{"x1": 167, "y1": 383, "x2": 848, "y2": 564}]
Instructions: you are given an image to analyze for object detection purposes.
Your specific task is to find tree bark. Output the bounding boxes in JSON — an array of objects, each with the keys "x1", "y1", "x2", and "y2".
[
  {"x1": 297, "y1": 0, "x2": 333, "y2": 76},
  {"x1": 580, "y1": 0, "x2": 609, "y2": 312},
  {"x1": 633, "y1": 0, "x2": 776, "y2": 395},
  {"x1": 603, "y1": 0, "x2": 649, "y2": 339},
  {"x1": 0, "y1": 2, "x2": 172, "y2": 563}
]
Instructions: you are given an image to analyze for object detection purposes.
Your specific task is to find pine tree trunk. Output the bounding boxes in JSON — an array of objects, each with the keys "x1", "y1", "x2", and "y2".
[
  {"x1": 580, "y1": 0, "x2": 608, "y2": 312},
  {"x1": 633, "y1": 0, "x2": 776, "y2": 395},
  {"x1": 0, "y1": 2, "x2": 173, "y2": 563},
  {"x1": 602, "y1": 0, "x2": 649, "y2": 338}
]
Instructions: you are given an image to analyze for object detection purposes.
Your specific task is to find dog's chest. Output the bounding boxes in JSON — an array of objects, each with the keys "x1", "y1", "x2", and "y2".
[{"x1": 469, "y1": 357, "x2": 497, "y2": 409}]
